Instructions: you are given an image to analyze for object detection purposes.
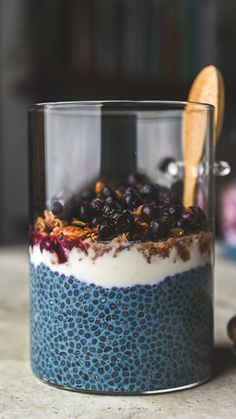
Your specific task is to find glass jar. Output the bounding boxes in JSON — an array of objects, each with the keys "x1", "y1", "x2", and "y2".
[{"x1": 29, "y1": 101, "x2": 215, "y2": 393}]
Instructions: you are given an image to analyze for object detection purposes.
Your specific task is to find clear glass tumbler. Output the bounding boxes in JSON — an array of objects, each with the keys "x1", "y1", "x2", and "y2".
[{"x1": 28, "y1": 101, "x2": 215, "y2": 393}]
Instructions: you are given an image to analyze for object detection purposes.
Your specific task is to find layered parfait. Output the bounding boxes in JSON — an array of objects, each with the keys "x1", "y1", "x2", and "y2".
[{"x1": 30, "y1": 173, "x2": 213, "y2": 393}]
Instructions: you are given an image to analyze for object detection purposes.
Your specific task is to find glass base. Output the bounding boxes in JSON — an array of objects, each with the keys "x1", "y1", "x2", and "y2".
[{"x1": 34, "y1": 372, "x2": 212, "y2": 395}]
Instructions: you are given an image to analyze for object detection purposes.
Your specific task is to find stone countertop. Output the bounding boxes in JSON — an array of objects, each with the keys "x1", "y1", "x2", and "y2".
[{"x1": 0, "y1": 245, "x2": 236, "y2": 419}]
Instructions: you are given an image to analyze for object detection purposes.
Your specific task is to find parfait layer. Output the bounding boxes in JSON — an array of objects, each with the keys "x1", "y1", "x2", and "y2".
[{"x1": 30, "y1": 176, "x2": 213, "y2": 392}]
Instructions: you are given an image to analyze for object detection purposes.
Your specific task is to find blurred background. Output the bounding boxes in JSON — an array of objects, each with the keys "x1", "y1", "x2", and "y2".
[{"x1": 1, "y1": 0, "x2": 236, "y2": 246}]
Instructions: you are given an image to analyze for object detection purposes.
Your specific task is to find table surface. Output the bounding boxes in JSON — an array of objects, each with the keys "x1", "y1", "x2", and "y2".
[{"x1": 0, "y1": 245, "x2": 236, "y2": 419}]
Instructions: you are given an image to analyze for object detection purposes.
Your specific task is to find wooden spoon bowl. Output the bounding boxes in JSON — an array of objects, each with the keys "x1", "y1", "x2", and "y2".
[{"x1": 183, "y1": 65, "x2": 225, "y2": 207}]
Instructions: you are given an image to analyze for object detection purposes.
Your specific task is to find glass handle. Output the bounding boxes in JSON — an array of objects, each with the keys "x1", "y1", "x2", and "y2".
[
  {"x1": 158, "y1": 159, "x2": 231, "y2": 178},
  {"x1": 213, "y1": 160, "x2": 231, "y2": 177}
]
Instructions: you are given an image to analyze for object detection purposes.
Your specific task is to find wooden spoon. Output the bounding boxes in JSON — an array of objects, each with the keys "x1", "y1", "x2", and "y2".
[{"x1": 183, "y1": 65, "x2": 225, "y2": 207}]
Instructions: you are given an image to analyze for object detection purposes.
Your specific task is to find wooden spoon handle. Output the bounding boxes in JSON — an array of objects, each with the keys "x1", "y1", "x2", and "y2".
[
  {"x1": 183, "y1": 164, "x2": 198, "y2": 208},
  {"x1": 183, "y1": 103, "x2": 207, "y2": 207}
]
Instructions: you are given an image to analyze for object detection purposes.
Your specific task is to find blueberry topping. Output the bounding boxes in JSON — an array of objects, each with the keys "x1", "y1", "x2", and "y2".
[
  {"x1": 141, "y1": 204, "x2": 159, "y2": 221},
  {"x1": 189, "y1": 206, "x2": 207, "y2": 224},
  {"x1": 139, "y1": 184, "x2": 154, "y2": 196},
  {"x1": 90, "y1": 215, "x2": 105, "y2": 227},
  {"x1": 123, "y1": 193, "x2": 141, "y2": 210},
  {"x1": 52, "y1": 201, "x2": 64, "y2": 216},
  {"x1": 102, "y1": 203, "x2": 123, "y2": 218},
  {"x1": 180, "y1": 206, "x2": 207, "y2": 232},
  {"x1": 78, "y1": 202, "x2": 91, "y2": 222},
  {"x1": 122, "y1": 187, "x2": 141, "y2": 210},
  {"x1": 116, "y1": 184, "x2": 126, "y2": 194},
  {"x1": 112, "y1": 210, "x2": 134, "y2": 234},
  {"x1": 80, "y1": 188, "x2": 95, "y2": 201},
  {"x1": 160, "y1": 192, "x2": 181, "y2": 208},
  {"x1": 101, "y1": 187, "x2": 116, "y2": 199},
  {"x1": 148, "y1": 219, "x2": 169, "y2": 240},
  {"x1": 105, "y1": 196, "x2": 121, "y2": 205},
  {"x1": 89, "y1": 198, "x2": 104, "y2": 213},
  {"x1": 49, "y1": 190, "x2": 76, "y2": 220},
  {"x1": 165, "y1": 205, "x2": 182, "y2": 219},
  {"x1": 123, "y1": 186, "x2": 138, "y2": 196},
  {"x1": 99, "y1": 223, "x2": 115, "y2": 241},
  {"x1": 170, "y1": 219, "x2": 183, "y2": 229},
  {"x1": 34, "y1": 173, "x2": 209, "y2": 246},
  {"x1": 126, "y1": 173, "x2": 148, "y2": 185}
]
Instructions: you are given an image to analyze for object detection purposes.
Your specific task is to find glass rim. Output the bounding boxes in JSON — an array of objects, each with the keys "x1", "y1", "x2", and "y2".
[{"x1": 28, "y1": 100, "x2": 214, "y2": 111}]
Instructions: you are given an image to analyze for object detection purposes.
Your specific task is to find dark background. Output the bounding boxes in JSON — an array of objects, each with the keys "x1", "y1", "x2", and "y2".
[{"x1": 1, "y1": 0, "x2": 236, "y2": 245}]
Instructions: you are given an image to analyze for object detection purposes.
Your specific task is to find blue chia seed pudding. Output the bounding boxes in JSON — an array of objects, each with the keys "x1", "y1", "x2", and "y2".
[
  {"x1": 30, "y1": 248, "x2": 213, "y2": 393},
  {"x1": 30, "y1": 178, "x2": 213, "y2": 393}
]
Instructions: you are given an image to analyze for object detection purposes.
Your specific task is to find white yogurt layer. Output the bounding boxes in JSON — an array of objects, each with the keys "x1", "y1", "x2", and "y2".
[{"x1": 29, "y1": 237, "x2": 210, "y2": 288}]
